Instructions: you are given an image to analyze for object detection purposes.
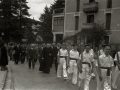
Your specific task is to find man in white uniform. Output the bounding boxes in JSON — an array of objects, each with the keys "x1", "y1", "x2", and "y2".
[
  {"x1": 112, "y1": 51, "x2": 120, "y2": 89},
  {"x1": 68, "y1": 44, "x2": 79, "y2": 85},
  {"x1": 96, "y1": 45, "x2": 114, "y2": 90},
  {"x1": 78, "y1": 44, "x2": 94, "y2": 90},
  {"x1": 57, "y1": 43, "x2": 68, "y2": 80}
]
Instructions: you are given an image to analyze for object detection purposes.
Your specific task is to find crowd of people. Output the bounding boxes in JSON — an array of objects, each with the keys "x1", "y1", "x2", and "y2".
[{"x1": 0, "y1": 42, "x2": 120, "y2": 90}]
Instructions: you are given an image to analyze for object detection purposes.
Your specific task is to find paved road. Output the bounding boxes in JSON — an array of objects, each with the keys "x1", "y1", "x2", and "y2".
[{"x1": 9, "y1": 60, "x2": 120, "y2": 90}]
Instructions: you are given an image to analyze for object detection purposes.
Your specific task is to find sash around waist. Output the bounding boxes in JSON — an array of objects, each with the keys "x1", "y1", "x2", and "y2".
[
  {"x1": 100, "y1": 67, "x2": 111, "y2": 76},
  {"x1": 100, "y1": 67, "x2": 111, "y2": 69},
  {"x1": 60, "y1": 56, "x2": 67, "y2": 58},
  {"x1": 82, "y1": 62, "x2": 91, "y2": 67},
  {"x1": 70, "y1": 58, "x2": 78, "y2": 60}
]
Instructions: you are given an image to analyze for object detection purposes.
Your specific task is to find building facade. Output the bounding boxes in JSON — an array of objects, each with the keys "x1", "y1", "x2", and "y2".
[{"x1": 52, "y1": 0, "x2": 120, "y2": 44}]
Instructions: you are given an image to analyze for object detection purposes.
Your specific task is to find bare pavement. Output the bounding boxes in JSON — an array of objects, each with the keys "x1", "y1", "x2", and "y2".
[{"x1": 1, "y1": 60, "x2": 120, "y2": 90}]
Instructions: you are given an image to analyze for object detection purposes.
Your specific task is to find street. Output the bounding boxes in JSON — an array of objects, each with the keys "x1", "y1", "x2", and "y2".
[
  {"x1": 9, "y1": 60, "x2": 98, "y2": 90},
  {"x1": 4, "y1": 60, "x2": 119, "y2": 90}
]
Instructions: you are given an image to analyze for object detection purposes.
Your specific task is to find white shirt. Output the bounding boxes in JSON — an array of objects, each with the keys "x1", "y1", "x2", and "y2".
[
  {"x1": 57, "y1": 48, "x2": 68, "y2": 56},
  {"x1": 69, "y1": 49, "x2": 79, "y2": 59},
  {"x1": 79, "y1": 51, "x2": 94, "y2": 63},
  {"x1": 97, "y1": 54, "x2": 114, "y2": 67}
]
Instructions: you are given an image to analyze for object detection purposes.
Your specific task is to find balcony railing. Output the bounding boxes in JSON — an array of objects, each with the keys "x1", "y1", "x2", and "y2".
[
  {"x1": 83, "y1": 2, "x2": 98, "y2": 13},
  {"x1": 53, "y1": 8, "x2": 64, "y2": 15}
]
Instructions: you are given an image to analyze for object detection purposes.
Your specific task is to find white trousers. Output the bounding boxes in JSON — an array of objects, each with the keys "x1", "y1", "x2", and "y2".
[
  {"x1": 57, "y1": 58, "x2": 67, "y2": 78},
  {"x1": 112, "y1": 66, "x2": 120, "y2": 87},
  {"x1": 68, "y1": 60, "x2": 78, "y2": 84},
  {"x1": 97, "y1": 69, "x2": 111, "y2": 90},
  {"x1": 78, "y1": 64, "x2": 91, "y2": 90}
]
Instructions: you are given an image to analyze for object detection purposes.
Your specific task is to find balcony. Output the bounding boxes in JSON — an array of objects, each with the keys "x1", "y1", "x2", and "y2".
[
  {"x1": 83, "y1": 2, "x2": 98, "y2": 13},
  {"x1": 82, "y1": 23, "x2": 96, "y2": 28},
  {"x1": 53, "y1": 8, "x2": 64, "y2": 15}
]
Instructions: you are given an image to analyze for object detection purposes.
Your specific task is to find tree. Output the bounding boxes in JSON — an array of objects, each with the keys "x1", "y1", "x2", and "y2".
[
  {"x1": 50, "y1": 0, "x2": 65, "y2": 10},
  {"x1": 39, "y1": 6, "x2": 53, "y2": 42},
  {"x1": 0, "y1": 0, "x2": 30, "y2": 42},
  {"x1": 39, "y1": 0, "x2": 65, "y2": 42},
  {"x1": 81, "y1": 22, "x2": 110, "y2": 47},
  {"x1": 63, "y1": 22, "x2": 110, "y2": 47}
]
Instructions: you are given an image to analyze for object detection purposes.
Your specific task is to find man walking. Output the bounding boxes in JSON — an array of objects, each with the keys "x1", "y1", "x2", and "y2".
[
  {"x1": 57, "y1": 43, "x2": 68, "y2": 80},
  {"x1": 28, "y1": 44, "x2": 35, "y2": 69},
  {"x1": 13, "y1": 44, "x2": 20, "y2": 64},
  {"x1": 78, "y1": 44, "x2": 94, "y2": 90},
  {"x1": 96, "y1": 45, "x2": 114, "y2": 90},
  {"x1": 68, "y1": 44, "x2": 79, "y2": 85},
  {"x1": 42, "y1": 43, "x2": 52, "y2": 74}
]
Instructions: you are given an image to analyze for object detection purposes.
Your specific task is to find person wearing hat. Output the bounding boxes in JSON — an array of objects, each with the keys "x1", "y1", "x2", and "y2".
[
  {"x1": 67, "y1": 44, "x2": 79, "y2": 85},
  {"x1": 78, "y1": 44, "x2": 94, "y2": 90},
  {"x1": 57, "y1": 43, "x2": 68, "y2": 80}
]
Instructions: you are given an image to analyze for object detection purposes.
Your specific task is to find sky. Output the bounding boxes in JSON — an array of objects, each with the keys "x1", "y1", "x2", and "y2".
[{"x1": 27, "y1": 0, "x2": 54, "y2": 21}]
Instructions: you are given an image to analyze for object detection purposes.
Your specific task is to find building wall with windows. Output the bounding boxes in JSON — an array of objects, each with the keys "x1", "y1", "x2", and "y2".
[
  {"x1": 64, "y1": 0, "x2": 120, "y2": 44},
  {"x1": 52, "y1": 0, "x2": 120, "y2": 43}
]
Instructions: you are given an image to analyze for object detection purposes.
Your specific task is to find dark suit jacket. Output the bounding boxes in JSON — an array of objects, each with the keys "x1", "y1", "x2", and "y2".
[
  {"x1": 13, "y1": 46, "x2": 20, "y2": 57},
  {"x1": 28, "y1": 48, "x2": 35, "y2": 59},
  {"x1": 43, "y1": 47, "x2": 52, "y2": 62},
  {"x1": 52, "y1": 47, "x2": 59, "y2": 59}
]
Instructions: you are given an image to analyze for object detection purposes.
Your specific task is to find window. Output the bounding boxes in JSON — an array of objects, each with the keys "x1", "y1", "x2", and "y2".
[
  {"x1": 76, "y1": 0, "x2": 80, "y2": 12},
  {"x1": 75, "y1": 16, "x2": 79, "y2": 30},
  {"x1": 89, "y1": 0, "x2": 95, "y2": 3},
  {"x1": 87, "y1": 14, "x2": 94, "y2": 23},
  {"x1": 106, "y1": 13, "x2": 111, "y2": 30},
  {"x1": 54, "y1": 17, "x2": 64, "y2": 26},
  {"x1": 107, "y1": 0, "x2": 112, "y2": 8}
]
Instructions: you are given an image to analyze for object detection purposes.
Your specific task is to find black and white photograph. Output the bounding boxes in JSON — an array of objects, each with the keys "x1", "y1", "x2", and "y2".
[{"x1": 0, "y1": 0, "x2": 120, "y2": 90}]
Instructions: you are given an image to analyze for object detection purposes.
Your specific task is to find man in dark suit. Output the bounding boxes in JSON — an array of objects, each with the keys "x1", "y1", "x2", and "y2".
[
  {"x1": 43, "y1": 43, "x2": 52, "y2": 74},
  {"x1": 51, "y1": 43, "x2": 55, "y2": 68},
  {"x1": 38, "y1": 44, "x2": 44, "y2": 71},
  {"x1": 13, "y1": 44, "x2": 21, "y2": 64},
  {"x1": 20, "y1": 44, "x2": 26, "y2": 64},
  {"x1": 28, "y1": 44, "x2": 35, "y2": 69},
  {"x1": 52, "y1": 43, "x2": 61, "y2": 72}
]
